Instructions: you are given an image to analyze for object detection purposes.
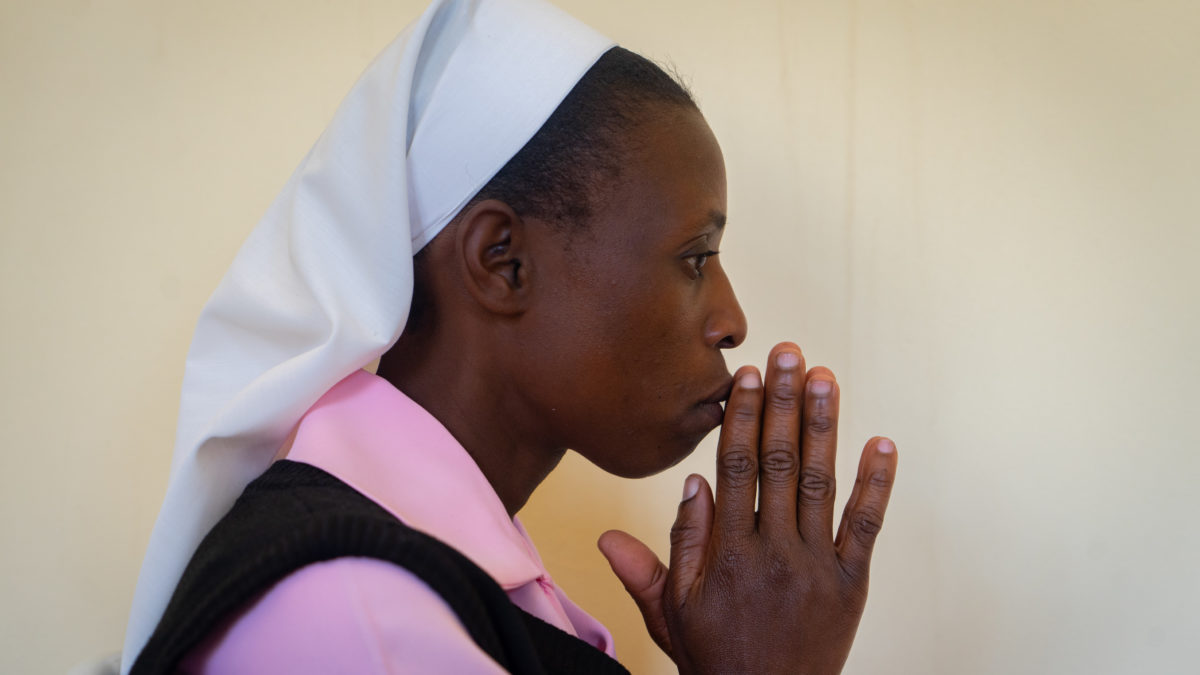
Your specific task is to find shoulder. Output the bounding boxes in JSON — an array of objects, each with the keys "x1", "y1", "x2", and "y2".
[{"x1": 183, "y1": 557, "x2": 507, "y2": 674}]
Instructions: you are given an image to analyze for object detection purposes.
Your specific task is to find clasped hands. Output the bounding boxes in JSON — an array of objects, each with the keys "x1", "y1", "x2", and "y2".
[{"x1": 599, "y1": 343, "x2": 899, "y2": 674}]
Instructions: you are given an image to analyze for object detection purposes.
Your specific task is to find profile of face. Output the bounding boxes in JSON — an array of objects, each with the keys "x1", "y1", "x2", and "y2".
[{"x1": 514, "y1": 105, "x2": 748, "y2": 478}]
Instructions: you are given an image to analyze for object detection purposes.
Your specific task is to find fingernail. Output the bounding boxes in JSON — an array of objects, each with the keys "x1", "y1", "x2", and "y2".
[
  {"x1": 682, "y1": 475, "x2": 700, "y2": 501},
  {"x1": 877, "y1": 438, "x2": 895, "y2": 454},
  {"x1": 776, "y1": 351, "x2": 800, "y2": 370},
  {"x1": 739, "y1": 370, "x2": 762, "y2": 389},
  {"x1": 809, "y1": 378, "x2": 833, "y2": 396}
]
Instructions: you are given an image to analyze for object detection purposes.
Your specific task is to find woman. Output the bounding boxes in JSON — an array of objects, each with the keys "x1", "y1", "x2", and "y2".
[{"x1": 124, "y1": 0, "x2": 899, "y2": 672}]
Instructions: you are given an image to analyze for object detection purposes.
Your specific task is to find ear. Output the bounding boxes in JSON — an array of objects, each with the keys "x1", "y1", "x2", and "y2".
[{"x1": 455, "y1": 199, "x2": 532, "y2": 316}]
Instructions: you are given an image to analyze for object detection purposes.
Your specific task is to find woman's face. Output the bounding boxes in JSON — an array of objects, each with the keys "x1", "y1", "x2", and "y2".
[{"x1": 518, "y1": 105, "x2": 747, "y2": 477}]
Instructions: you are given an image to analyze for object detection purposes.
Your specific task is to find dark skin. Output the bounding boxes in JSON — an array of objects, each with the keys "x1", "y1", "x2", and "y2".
[{"x1": 377, "y1": 104, "x2": 899, "y2": 673}]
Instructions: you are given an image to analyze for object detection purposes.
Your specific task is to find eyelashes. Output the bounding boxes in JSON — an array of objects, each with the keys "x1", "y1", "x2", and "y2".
[{"x1": 686, "y1": 250, "x2": 720, "y2": 278}]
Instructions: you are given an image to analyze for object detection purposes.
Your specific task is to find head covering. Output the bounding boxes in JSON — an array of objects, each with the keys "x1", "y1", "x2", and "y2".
[{"x1": 121, "y1": 0, "x2": 613, "y2": 668}]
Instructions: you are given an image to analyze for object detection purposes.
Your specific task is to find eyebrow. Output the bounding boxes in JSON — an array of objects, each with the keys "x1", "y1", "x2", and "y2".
[{"x1": 705, "y1": 210, "x2": 727, "y2": 231}]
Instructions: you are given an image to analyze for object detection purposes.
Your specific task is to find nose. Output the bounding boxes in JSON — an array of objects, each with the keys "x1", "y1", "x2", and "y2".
[{"x1": 704, "y1": 268, "x2": 747, "y2": 350}]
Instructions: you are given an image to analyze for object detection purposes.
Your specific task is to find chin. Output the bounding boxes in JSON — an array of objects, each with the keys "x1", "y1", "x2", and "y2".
[{"x1": 582, "y1": 434, "x2": 706, "y2": 479}]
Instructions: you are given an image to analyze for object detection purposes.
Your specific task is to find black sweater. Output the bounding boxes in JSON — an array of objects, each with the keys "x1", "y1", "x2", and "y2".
[{"x1": 130, "y1": 460, "x2": 630, "y2": 674}]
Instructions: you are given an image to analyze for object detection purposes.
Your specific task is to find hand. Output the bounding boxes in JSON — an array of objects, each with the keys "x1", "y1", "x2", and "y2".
[{"x1": 599, "y1": 343, "x2": 898, "y2": 674}]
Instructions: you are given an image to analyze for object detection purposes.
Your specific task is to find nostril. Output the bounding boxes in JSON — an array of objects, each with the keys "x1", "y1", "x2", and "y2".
[{"x1": 716, "y1": 334, "x2": 738, "y2": 349}]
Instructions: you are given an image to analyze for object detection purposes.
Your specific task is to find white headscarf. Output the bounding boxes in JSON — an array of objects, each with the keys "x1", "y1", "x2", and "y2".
[{"x1": 121, "y1": 0, "x2": 613, "y2": 668}]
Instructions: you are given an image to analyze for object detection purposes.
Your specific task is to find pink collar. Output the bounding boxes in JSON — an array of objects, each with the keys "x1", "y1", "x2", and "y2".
[{"x1": 284, "y1": 369, "x2": 548, "y2": 590}]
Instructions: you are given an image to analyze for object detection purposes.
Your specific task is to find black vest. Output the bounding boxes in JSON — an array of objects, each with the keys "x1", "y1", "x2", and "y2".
[{"x1": 130, "y1": 460, "x2": 630, "y2": 674}]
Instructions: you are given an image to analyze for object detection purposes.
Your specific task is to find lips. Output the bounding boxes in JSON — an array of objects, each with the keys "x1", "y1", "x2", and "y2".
[
  {"x1": 693, "y1": 374, "x2": 734, "y2": 432},
  {"x1": 700, "y1": 376, "x2": 734, "y2": 407}
]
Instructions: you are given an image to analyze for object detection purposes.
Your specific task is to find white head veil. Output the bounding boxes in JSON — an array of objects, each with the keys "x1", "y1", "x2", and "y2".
[{"x1": 121, "y1": 0, "x2": 613, "y2": 668}]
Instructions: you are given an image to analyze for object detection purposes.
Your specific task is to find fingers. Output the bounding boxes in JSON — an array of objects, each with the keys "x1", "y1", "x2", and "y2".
[
  {"x1": 797, "y1": 367, "x2": 839, "y2": 545},
  {"x1": 835, "y1": 437, "x2": 898, "y2": 581},
  {"x1": 668, "y1": 475, "x2": 714, "y2": 602},
  {"x1": 757, "y1": 344, "x2": 806, "y2": 536},
  {"x1": 714, "y1": 366, "x2": 763, "y2": 536},
  {"x1": 598, "y1": 529, "x2": 674, "y2": 656}
]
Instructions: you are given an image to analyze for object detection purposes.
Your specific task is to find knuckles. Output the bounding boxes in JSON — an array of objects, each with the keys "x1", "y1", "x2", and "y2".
[
  {"x1": 850, "y1": 507, "x2": 885, "y2": 540},
  {"x1": 766, "y1": 385, "x2": 800, "y2": 412},
  {"x1": 718, "y1": 447, "x2": 757, "y2": 485},
  {"x1": 759, "y1": 442, "x2": 799, "y2": 481},
  {"x1": 847, "y1": 471, "x2": 892, "y2": 540},
  {"x1": 798, "y1": 469, "x2": 835, "y2": 504},
  {"x1": 727, "y1": 405, "x2": 760, "y2": 426},
  {"x1": 646, "y1": 555, "x2": 669, "y2": 591},
  {"x1": 805, "y1": 411, "x2": 837, "y2": 435},
  {"x1": 669, "y1": 518, "x2": 702, "y2": 549},
  {"x1": 867, "y1": 468, "x2": 894, "y2": 490}
]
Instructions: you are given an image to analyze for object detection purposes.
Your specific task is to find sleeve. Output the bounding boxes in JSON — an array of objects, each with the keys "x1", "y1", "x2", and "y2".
[{"x1": 181, "y1": 557, "x2": 510, "y2": 674}]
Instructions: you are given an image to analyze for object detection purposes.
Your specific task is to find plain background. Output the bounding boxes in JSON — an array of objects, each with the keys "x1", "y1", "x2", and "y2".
[{"x1": 2, "y1": 0, "x2": 1198, "y2": 673}]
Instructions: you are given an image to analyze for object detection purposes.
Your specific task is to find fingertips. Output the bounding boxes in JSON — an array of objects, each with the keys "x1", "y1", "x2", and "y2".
[
  {"x1": 765, "y1": 347, "x2": 805, "y2": 410},
  {"x1": 852, "y1": 437, "x2": 898, "y2": 541},
  {"x1": 598, "y1": 530, "x2": 662, "y2": 587},
  {"x1": 762, "y1": 344, "x2": 806, "y2": 417},
  {"x1": 800, "y1": 368, "x2": 839, "y2": 442},
  {"x1": 669, "y1": 474, "x2": 713, "y2": 600},
  {"x1": 766, "y1": 341, "x2": 804, "y2": 372},
  {"x1": 731, "y1": 365, "x2": 763, "y2": 398},
  {"x1": 796, "y1": 368, "x2": 840, "y2": 544},
  {"x1": 597, "y1": 529, "x2": 643, "y2": 557},
  {"x1": 677, "y1": 473, "x2": 714, "y2": 517},
  {"x1": 722, "y1": 365, "x2": 763, "y2": 435},
  {"x1": 758, "y1": 345, "x2": 805, "y2": 533},
  {"x1": 858, "y1": 436, "x2": 899, "y2": 480},
  {"x1": 598, "y1": 529, "x2": 674, "y2": 656},
  {"x1": 715, "y1": 366, "x2": 763, "y2": 532},
  {"x1": 862, "y1": 438, "x2": 899, "y2": 532},
  {"x1": 800, "y1": 369, "x2": 839, "y2": 437},
  {"x1": 805, "y1": 365, "x2": 836, "y2": 381},
  {"x1": 873, "y1": 436, "x2": 898, "y2": 462},
  {"x1": 838, "y1": 437, "x2": 898, "y2": 579},
  {"x1": 720, "y1": 365, "x2": 763, "y2": 455}
]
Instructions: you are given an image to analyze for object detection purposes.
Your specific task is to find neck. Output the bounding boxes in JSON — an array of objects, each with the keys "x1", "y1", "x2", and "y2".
[{"x1": 376, "y1": 330, "x2": 565, "y2": 517}]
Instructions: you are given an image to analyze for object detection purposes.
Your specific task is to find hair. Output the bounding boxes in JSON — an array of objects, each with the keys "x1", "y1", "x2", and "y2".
[
  {"x1": 466, "y1": 46, "x2": 699, "y2": 228},
  {"x1": 402, "y1": 47, "x2": 698, "y2": 332}
]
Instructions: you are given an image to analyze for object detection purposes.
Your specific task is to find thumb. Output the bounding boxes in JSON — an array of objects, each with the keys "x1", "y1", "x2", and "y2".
[
  {"x1": 668, "y1": 474, "x2": 713, "y2": 601},
  {"x1": 597, "y1": 529, "x2": 672, "y2": 656}
]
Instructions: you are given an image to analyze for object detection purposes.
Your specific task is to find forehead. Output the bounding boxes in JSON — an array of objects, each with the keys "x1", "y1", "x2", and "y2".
[{"x1": 585, "y1": 107, "x2": 727, "y2": 254}]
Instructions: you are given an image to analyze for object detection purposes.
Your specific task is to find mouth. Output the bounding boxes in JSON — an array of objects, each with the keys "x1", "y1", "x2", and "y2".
[
  {"x1": 695, "y1": 375, "x2": 735, "y2": 431},
  {"x1": 700, "y1": 376, "x2": 735, "y2": 407}
]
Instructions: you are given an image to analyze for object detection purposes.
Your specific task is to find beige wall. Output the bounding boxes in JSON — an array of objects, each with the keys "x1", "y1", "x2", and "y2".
[{"x1": 3, "y1": 1, "x2": 1198, "y2": 673}]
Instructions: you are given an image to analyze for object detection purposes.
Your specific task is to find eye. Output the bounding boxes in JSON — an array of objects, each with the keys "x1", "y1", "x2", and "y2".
[{"x1": 685, "y1": 250, "x2": 719, "y2": 279}]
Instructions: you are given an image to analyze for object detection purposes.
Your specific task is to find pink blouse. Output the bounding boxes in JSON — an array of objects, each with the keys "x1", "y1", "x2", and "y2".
[{"x1": 181, "y1": 370, "x2": 616, "y2": 673}]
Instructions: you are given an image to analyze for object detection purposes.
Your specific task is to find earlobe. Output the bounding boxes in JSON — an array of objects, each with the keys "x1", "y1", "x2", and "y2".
[{"x1": 457, "y1": 199, "x2": 530, "y2": 316}]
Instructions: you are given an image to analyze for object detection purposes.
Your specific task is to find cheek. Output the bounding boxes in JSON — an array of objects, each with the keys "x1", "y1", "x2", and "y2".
[
  {"x1": 595, "y1": 291, "x2": 710, "y2": 429},
  {"x1": 542, "y1": 286, "x2": 715, "y2": 476},
  {"x1": 617, "y1": 291, "x2": 704, "y2": 371},
  {"x1": 535, "y1": 266, "x2": 706, "y2": 404}
]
